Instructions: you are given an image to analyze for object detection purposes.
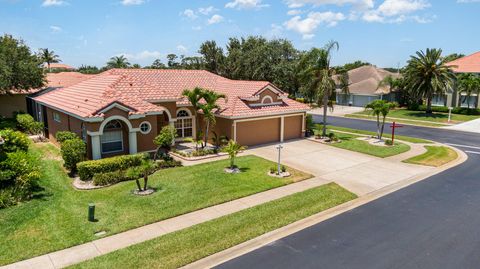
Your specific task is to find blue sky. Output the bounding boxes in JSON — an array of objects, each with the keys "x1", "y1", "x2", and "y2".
[{"x1": 1, "y1": 0, "x2": 479, "y2": 68}]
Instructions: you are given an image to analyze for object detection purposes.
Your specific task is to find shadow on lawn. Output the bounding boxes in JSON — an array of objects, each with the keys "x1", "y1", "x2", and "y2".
[{"x1": 402, "y1": 111, "x2": 448, "y2": 119}]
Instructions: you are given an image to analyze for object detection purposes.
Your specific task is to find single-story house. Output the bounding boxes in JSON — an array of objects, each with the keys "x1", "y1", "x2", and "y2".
[
  {"x1": 335, "y1": 65, "x2": 400, "y2": 107},
  {"x1": 44, "y1": 63, "x2": 76, "y2": 71},
  {"x1": 442, "y1": 51, "x2": 480, "y2": 108},
  {"x1": 33, "y1": 69, "x2": 310, "y2": 160},
  {"x1": 0, "y1": 72, "x2": 92, "y2": 118}
]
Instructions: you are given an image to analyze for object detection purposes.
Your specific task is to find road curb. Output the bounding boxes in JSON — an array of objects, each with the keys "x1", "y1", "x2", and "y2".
[{"x1": 183, "y1": 144, "x2": 468, "y2": 269}]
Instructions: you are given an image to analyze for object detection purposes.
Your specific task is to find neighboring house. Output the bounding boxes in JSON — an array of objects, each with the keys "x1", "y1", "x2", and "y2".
[
  {"x1": 334, "y1": 65, "x2": 400, "y2": 107},
  {"x1": 33, "y1": 69, "x2": 310, "y2": 160},
  {"x1": 44, "y1": 63, "x2": 76, "y2": 71},
  {"x1": 445, "y1": 51, "x2": 480, "y2": 108},
  {"x1": 0, "y1": 72, "x2": 92, "y2": 118}
]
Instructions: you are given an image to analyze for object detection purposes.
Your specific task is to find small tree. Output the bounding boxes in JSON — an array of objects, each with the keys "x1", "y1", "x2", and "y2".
[
  {"x1": 60, "y1": 138, "x2": 86, "y2": 174},
  {"x1": 222, "y1": 140, "x2": 246, "y2": 169},
  {"x1": 365, "y1": 100, "x2": 396, "y2": 140},
  {"x1": 153, "y1": 125, "x2": 176, "y2": 160}
]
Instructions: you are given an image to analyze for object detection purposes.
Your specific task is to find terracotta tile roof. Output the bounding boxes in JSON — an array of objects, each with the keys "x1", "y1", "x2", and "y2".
[
  {"x1": 446, "y1": 52, "x2": 480, "y2": 73},
  {"x1": 334, "y1": 65, "x2": 400, "y2": 95},
  {"x1": 44, "y1": 63, "x2": 75, "y2": 70},
  {"x1": 6, "y1": 72, "x2": 94, "y2": 95},
  {"x1": 34, "y1": 69, "x2": 309, "y2": 119}
]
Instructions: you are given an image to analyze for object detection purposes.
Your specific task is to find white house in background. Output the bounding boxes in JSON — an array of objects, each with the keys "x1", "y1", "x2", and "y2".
[
  {"x1": 334, "y1": 65, "x2": 400, "y2": 107},
  {"x1": 444, "y1": 51, "x2": 480, "y2": 108}
]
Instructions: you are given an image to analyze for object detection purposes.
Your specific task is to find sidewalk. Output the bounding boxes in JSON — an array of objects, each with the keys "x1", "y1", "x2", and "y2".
[
  {"x1": 2, "y1": 177, "x2": 329, "y2": 269},
  {"x1": 442, "y1": 118, "x2": 480, "y2": 133}
]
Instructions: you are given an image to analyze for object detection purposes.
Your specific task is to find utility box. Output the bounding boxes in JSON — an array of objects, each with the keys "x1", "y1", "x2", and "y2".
[{"x1": 88, "y1": 203, "x2": 95, "y2": 222}]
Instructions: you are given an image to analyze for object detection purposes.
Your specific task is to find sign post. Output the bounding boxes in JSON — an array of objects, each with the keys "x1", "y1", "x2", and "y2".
[
  {"x1": 389, "y1": 122, "x2": 403, "y2": 144},
  {"x1": 275, "y1": 144, "x2": 283, "y2": 175},
  {"x1": 448, "y1": 107, "x2": 453, "y2": 123}
]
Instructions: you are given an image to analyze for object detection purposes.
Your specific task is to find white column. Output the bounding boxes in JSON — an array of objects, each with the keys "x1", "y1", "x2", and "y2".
[
  {"x1": 302, "y1": 113, "x2": 306, "y2": 132},
  {"x1": 233, "y1": 121, "x2": 237, "y2": 142},
  {"x1": 169, "y1": 120, "x2": 176, "y2": 145},
  {"x1": 280, "y1": 116, "x2": 285, "y2": 142},
  {"x1": 129, "y1": 131, "x2": 137, "y2": 154},
  {"x1": 91, "y1": 135, "x2": 101, "y2": 160}
]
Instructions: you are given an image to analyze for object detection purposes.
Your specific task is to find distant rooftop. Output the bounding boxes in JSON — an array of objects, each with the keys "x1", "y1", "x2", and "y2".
[
  {"x1": 446, "y1": 51, "x2": 480, "y2": 73},
  {"x1": 44, "y1": 63, "x2": 75, "y2": 70},
  {"x1": 335, "y1": 65, "x2": 400, "y2": 96}
]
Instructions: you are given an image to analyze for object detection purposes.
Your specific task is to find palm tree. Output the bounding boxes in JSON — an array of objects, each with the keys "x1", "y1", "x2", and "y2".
[
  {"x1": 338, "y1": 71, "x2": 350, "y2": 104},
  {"x1": 365, "y1": 100, "x2": 396, "y2": 140},
  {"x1": 199, "y1": 90, "x2": 226, "y2": 146},
  {"x1": 106, "y1": 55, "x2": 130, "y2": 69},
  {"x1": 457, "y1": 73, "x2": 480, "y2": 109},
  {"x1": 298, "y1": 40, "x2": 339, "y2": 137},
  {"x1": 182, "y1": 87, "x2": 205, "y2": 141},
  {"x1": 222, "y1": 140, "x2": 246, "y2": 169},
  {"x1": 404, "y1": 48, "x2": 455, "y2": 114},
  {"x1": 38, "y1": 48, "x2": 60, "y2": 71}
]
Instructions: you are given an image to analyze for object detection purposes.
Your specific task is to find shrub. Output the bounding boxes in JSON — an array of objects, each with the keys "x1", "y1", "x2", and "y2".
[
  {"x1": 154, "y1": 125, "x2": 176, "y2": 149},
  {"x1": 0, "y1": 129, "x2": 29, "y2": 158},
  {"x1": 60, "y1": 138, "x2": 86, "y2": 173},
  {"x1": 92, "y1": 170, "x2": 135, "y2": 186},
  {"x1": 411, "y1": 105, "x2": 480, "y2": 115},
  {"x1": 77, "y1": 154, "x2": 146, "y2": 181},
  {"x1": 269, "y1": 167, "x2": 276, "y2": 174},
  {"x1": 306, "y1": 114, "x2": 314, "y2": 132},
  {"x1": 295, "y1": 97, "x2": 306, "y2": 103},
  {"x1": 56, "y1": 131, "x2": 79, "y2": 144},
  {"x1": 156, "y1": 159, "x2": 182, "y2": 169},
  {"x1": 281, "y1": 165, "x2": 287, "y2": 173},
  {"x1": 16, "y1": 114, "x2": 43, "y2": 135},
  {"x1": 385, "y1": 139, "x2": 393, "y2": 146}
]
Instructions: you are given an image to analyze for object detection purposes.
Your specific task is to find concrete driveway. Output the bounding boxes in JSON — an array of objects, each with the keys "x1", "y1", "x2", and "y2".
[{"x1": 248, "y1": 139, "x2": 434, "y2": 196}]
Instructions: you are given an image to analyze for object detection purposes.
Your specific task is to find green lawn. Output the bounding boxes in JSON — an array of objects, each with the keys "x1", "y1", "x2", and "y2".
[
  {"x1": 328, "y1": 131, "x2": 410, "y2": 158},
  {"x1": 346, "y1": 109, "x2": 480, "y2": 127},
  {"x1": 0, "y1": 143, "x2": 311, "y2": 265},
  {"x1": 403, "y1": 146, "x2": 458, "y2": 167},
  {"x1": 70, "y1": 183, "x2": 356, "y2": 269},
  {"x1": 327, "y1": 126, "x2": 433, "y2": 144}
]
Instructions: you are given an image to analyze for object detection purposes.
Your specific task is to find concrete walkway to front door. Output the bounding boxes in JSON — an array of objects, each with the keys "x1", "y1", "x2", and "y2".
[{"x1": 247, "y1": 139, "x2": 436, "y2": 196}]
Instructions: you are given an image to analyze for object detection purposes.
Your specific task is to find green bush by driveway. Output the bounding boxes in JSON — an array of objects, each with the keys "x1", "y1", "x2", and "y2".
[{"x1": 0, "y1": 143, "x2": 311, "y2": 265}]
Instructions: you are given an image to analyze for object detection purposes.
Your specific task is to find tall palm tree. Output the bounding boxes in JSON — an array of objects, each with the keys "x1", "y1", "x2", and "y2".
[
  {"x1": 457, "y1": 73, "x2": 480, "y2": 109},
  {"x1": 38, "y1": 48, "x2": 60, "y2": 71},
  {"x1": 182, "y1": 87, "x2": 205, "y2": 141},
  {"x1": 199, "y1": 90, "x2": 226, "y2": 146},
  {"x1": 404, "y1": 48, "x2": 455, "y2": 114},
  {"x1": 298, "y1": 40, "x2": 339, "y2": 137},
  {"x1": 106, "y1": 55, "x2": 130, "y2": 69}
]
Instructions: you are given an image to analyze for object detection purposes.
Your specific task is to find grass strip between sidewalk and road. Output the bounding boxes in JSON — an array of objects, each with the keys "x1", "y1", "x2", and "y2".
[
  {"x1": 328, "y1": 125, "x2": 433, "y2": 144},
  {"x1": 70, "y1": 183, "x2": 356, "y2": 269},
  {"x1": 403, "y1": 146, "x2": 458, "y2": 167}
]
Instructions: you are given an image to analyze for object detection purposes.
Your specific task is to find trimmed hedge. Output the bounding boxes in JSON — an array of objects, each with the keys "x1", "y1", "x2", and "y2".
[
  {"x1": 411, "y1": 105, "x2": 480, "y2": 115},
  {"x1": 77, "y1": 154, "x2": 146, "y2": 181},
  {"x1": 56, "y1": 131, "x2": 79, "y2": 144},
  {"x1": 16, "y1": 114, "x2": 43, "y2": 135},
  {"x1": 61, "y1": 138, "x2": 86, "y2": 173}
]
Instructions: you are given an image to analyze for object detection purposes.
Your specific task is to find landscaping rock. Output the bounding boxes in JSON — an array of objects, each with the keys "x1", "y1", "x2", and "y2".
[
  {"x1": 357, "y1": 137, "x2": 390, "y2": 147},
  {"x1": 268, "y1": 171, "x2": 291, "y2": 178},
  {"x1": 133, "y1": 189, "x2": 155, "y2": 196},
  {"x1": 224, "y1": 167, "x2": 241, "y2": 174},
  {"x1": 72, "y1": 176, "x2": 106, "y2": 190}
]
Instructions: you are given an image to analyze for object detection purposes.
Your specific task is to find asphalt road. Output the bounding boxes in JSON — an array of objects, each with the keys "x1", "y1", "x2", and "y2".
[{"x1": 217, "y1": 116, "x2": 480, "y2": 269}]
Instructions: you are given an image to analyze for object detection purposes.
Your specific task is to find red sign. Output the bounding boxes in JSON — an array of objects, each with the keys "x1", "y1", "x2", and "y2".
[{"x1": 389, "y1": 122, "x2": 403, "y2": 144}]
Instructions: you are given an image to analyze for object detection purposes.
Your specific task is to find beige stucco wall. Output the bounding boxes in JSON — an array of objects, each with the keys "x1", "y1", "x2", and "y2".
[{"x1": 0, "y1": 94, "x2": 28, "y2": 118}]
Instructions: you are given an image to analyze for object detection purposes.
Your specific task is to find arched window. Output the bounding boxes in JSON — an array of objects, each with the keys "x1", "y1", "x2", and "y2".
[
  {"x1": 101, "y1": 120, "x2": 123, "y2": 154},
  {"x1": 174, "y1": 109, "x2": 193, "y2": 138},
  {"x1": 261, "y1": 95, "x2": 274, "y2": 104}
]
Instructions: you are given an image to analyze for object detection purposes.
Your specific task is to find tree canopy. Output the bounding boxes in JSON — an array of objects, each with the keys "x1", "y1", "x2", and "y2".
[{"x1": 0, "y1": 34, "x2": 45, "y2": 94}]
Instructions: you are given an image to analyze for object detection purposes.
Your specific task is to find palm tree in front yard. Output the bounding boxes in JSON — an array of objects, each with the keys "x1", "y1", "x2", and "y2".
[
  {"x1": 199, "y1": 90, "x2": 226, "y2": 147},
  {"x1": 404, "y1": 48, "x2": 455, "y2": 114},
  {"x1": 222, "y1": 140, "x2": 246, "y2": 169},
  {"x1": 365, "y1": 100, "x2": 396, "y2": 140},
  {"x1": 298, "y1": 40, "x2": 339, "y2": 137},
  {"x1": 182, "y1": 87, "x2": 205, "y2": 141},
  {"x1": 38, "y1": 48, "x2": 60, "y2": 71}
]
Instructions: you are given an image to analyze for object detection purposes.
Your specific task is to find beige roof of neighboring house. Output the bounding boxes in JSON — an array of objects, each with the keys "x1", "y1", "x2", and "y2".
[
  {"x1": 5, "y1": 72, "x2": 94, "y2": 95},
  {"x1": 446, "y1": 51, "x2": 480, "y2": 73},
  {"x1": 34, "y1": 69, "x2": 310, "y2": 119},
  {"x1": 335, "y1": 65, "x2": 400, "y2": 96},
  {"x1": 44, "y1": 63, "x2": 75, "y2": 70}
]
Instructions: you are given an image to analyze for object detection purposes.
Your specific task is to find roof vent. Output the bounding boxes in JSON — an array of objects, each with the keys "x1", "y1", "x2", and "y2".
[
  {"x1": 129, "y1": 83, "x2": 133, "y2": 86},
  {"x1": 85, "y1": 98, "x2": 88, "y2": 102}
]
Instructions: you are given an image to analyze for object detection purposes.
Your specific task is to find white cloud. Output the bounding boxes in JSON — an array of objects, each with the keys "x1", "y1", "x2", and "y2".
[
  {"x1": 376, "y1": 0, "x2": 429, "y2": 16},
  {"x1": 225, "y1": 0, "x2": 269, "y2": 10},
  {"x1": 198, "y1": 6, "x2": 218, "y2": 15},
  {"x1": 265, "y1": 23, "x2": 284, "y2": 38},
  {"x1": 42, "y1": 0, "x2": 65, "y2": 7},
  {"x1": 284, "y1": 11, "x2": 345, "y2": 39},
  {"x1": 120, "y1": 50, "x2": 162, "y2": 60},
  {"x1": 177, "y1": 45, "x2": 188, "y2": 53},
  {"x1": 285, "y1": 0, "x2": 374, "y2": 10},
  {"x1": 49, "y1": 25, "x2": 62, "y2": 32},
  {"x1": 121, "y1": 0, "x2": 145, "y2": 6},
  {"x1": 182, "y1": 9, "x2": 198, "y2": 19},
  {"x1": 207, "y1": 14, "x2": 224, "y2": 24},
  {"x1": 287, "y1": 9, "x2": 303, "y2": 15},
  {"x1": 457, "y1": 0, "x2": 480, "y2": 2}
]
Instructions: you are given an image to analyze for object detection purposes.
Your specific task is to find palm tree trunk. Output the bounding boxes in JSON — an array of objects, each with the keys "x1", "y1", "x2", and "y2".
[
  {"x1": 380, "y1": 116, "x2": 386, "y2": 140},
  {"x1": 143, "y1": 175, "x2": 148, "y2": 191},
  {"x1": 426, "y1": 94, "x2": 433, "y2": 114},
  {"x1": 322, "y1": 93, "x2": 328, "y2": 137},
  {"x1": 230, "y1": 156, "x2": 234, "y2": 169},
  {"x1": 376, "y1": 114, "x2": 381, "y2": 139},
  {"x1": 204, "y1": 121, "x2": 210, "y2": 147}
]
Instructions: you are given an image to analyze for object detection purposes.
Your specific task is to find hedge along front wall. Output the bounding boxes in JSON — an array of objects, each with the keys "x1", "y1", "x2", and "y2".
[{"x1": 77, "y1": 154, "x2": 145, "y2": 181}]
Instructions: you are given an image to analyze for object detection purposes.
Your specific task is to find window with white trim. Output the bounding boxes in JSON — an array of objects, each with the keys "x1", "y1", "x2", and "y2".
[
  {"x1": 262, "y1": 95, "x2": 274, "y2": 104},
  {"x1": 175, "y1": 109, "x2": 193, "y2": 138},
  {"x1": 139, "y1": 121, "x2": 151, "y2": 134},
  {"x1": 101, "y1": 120, "x2": 123, "y2": 153},
  {"x1": 53, "y1": 112, "x2": 61, "y2": 123}
]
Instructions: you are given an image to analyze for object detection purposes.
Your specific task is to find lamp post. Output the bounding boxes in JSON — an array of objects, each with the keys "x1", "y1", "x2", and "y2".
[{"x1": 275, "y1": 144, "x2": 283, "y2": 175}]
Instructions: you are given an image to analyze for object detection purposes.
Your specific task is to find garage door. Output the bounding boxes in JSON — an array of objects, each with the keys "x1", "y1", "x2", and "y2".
[
  {"x1": 236, "y1": 118, "x2": 280, "y2": 146},
  {"x1": 284, "y1": 115, "x2": 303, "y2": 141}
]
